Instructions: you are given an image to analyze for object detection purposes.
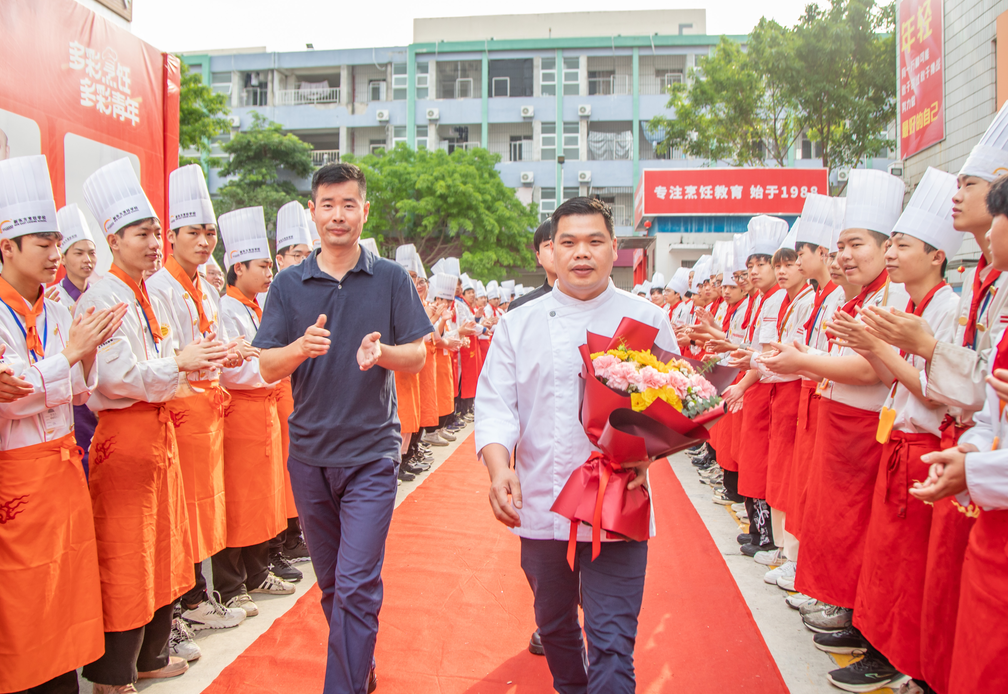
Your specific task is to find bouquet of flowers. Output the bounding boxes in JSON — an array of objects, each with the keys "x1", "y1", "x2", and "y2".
[{"x1": 551, "y1": 317, "x2": 737, "y2": 568}]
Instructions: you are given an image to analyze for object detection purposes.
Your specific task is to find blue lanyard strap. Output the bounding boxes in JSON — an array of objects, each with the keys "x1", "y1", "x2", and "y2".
[
  {"x1": 136, "y1": 301, "x2": 160, "y2": 356},
  {"x1": 0, "y1": 299, "x2": 47, "y2": 363},
  {"x1": 967, "y1": 289, "x2": 995, "y2": 351}
]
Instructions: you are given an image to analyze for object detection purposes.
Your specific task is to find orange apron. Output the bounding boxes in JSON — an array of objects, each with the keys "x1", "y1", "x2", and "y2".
[
  {"x1": 167, "y1": 383, "x2": 228, "y2": 562},
  {"x1": 395, "y1": 370, "x2": 421, "y2": 435},
  {"x1": 222, "y1": 388, "x2": 285, "y2": 548},
  {"x1": 419, "y1": 341, "x2": 439, "y2": 429},
  {"x1": 435, "y1": 347, "x2": 454, "y2": 417},
  {"x1": 0, "y1": 434, "x2": 104, "y2": 691},
  {"x1": 277, "y1": 377, "x2": 297, "y2": 519},
  {"x1": 89, "y1": 402, "x2": 194, "y2": 632}
]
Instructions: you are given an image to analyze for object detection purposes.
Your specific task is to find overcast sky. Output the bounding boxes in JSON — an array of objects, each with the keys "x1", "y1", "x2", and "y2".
[{"x1": 130, "y1": 0, "x2": 813, "y2": 54}]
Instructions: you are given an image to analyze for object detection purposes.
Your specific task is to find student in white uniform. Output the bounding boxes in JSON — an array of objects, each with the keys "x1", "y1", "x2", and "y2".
[
  {"x1": 52, "y1": 203, "x2": 97, "y2": 311},
  {"x1": 275, "y1": 200, "x2": 314, "y2": 272},
  {"x1": 665, "y1": 268, "x2": 690, "y2": 323}
]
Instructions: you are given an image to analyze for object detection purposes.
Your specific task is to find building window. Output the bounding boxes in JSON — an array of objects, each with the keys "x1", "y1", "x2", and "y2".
[
  {"x1": 436, "y1": 61, "x2": 480, "y2": 99},
  {"x1": 492, "y1": 77, "x2": 510, "y2": 97},
  {"x1": 211, "y1": 71, "x2": 232, "y2": 96},
  {"x1": 416, "y1": 125, "x2": 428, "y2": 150},
  {"x1": 392, "y1": 64, "x2": 407, "y2": 100},
  {"x1": 393, "y1": 126, "x2": 407, "y2": 147},
  {"x1": 588, "y1": 70, "x2": 614, "y2": 95},
  {"x1": 541, "y1": 122, "x2": 556, "y2": 162},
  {"x1": 416, "y1": 62, "x2": 429, "y2": 100},
  {"x1": 369, "y1": 80, "x2": 386, "y2": 102},
  {"x1": 509, "y1": 135, "x2": 532, "y2": 162},
  {"x1": 489, "y1": 59, "x2": 533, "y2": 98},
  {"x1": 658, "y1": 70, "x2": 683, "y2": 92},
  {"x1": 563, "y1": 122, "x2": 579, "y2": 161},
  {"x1": 369, "y1": 139, "x2": 386, "y2": 154},
  {"x1": 540, "y1": 187, "x2": 556, "y2": 223},
  {"x1": 563, "y1": 186, "x2": 580, "y2": 201},
  {"x1": 563, "y1": 57, "x2": 579, "y2": 96},
  {"x1": 541, "y1": 57, "x2": 557, "y2": 97}
]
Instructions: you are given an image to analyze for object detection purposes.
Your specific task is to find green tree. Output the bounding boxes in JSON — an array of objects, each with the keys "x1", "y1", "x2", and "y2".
[
  {"x1": 177, "y1": 61, "x2": 231, "y2": 167},
  {"x1": 214, "y1": 112, "x2": 314, "y2": 244},
  {"x1": 343, "y1": 145, "x2": 538, "y2": 281}
]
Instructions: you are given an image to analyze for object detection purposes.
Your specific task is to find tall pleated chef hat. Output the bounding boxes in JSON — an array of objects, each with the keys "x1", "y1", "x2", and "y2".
[
  {"x1": 641, "y1": 280, "x2": 652, "y2": 295},
  {"x1": 960, "y1": 100, "x2": 1008, "y2": 181},
  {"x1": 631, "y1": 283, "x2": 642, "y2": 294},
  {"x1": 745, "y1": 215, "x2": 789, "y2": 258},
  {"x1": 442, "y1": 257, "x2": 461, "y2": 278},
  {"x1": 712, "y1": 241, "x2": 733, "y2": 276},
  {"x1": 732, "y1": 233, "x2": 751, "y2": 273},
  {"x1": 276, "y1": 201, "x2": 313, "y2": 252},
  {"x1": 168, "y1": 164, "x2": 216, "y2": 230},
  {"x1": 82, "y1": 158, "x2": 158, "y2": 238},
  {"x1": 500, "y1": 279, "x2": 514, "y2": 301},
  {"x1": 0, "y1": 155, "x2": 59, "y2": 240},
  {"x1": 56, "y1": 203, "x2": 96, "y2": 251},
  {"x1": 666, "y1": 267, "x2": 691, "y2": 295},
  {"x1": 359, "y1": 237, "x2": 380, "y2": 257},
  {"x1": 842, "y1": 169, "x2": 905, "y2": 236},
  {"x1": 690, "y1": 255, "x2": 713, "y2": 293},
  {"x1": 430, "y1": 273, "x2": 457, "y2": 301},
  {"x1": 514, "y1": 283, "x2": 525, "y2": 296},
  {"x1": 475, "y1": 280, "x2": 486, "y2": 298},
  {"x1": 460, "y1": 273, "x2": 474, "y2": 292},
  {"x1": 218, "y1": 206, "x2": 271, "y2": 269},
  {"x1": 305, "y1": 209, "x2": 321, "y2": 249},
  {"x1": 652, "y1": 272, "x2": 666, "y2": 288},
  {"x1": 485, "y1": 280, "x2": 500, "y2": 300},
  {"x1": 796, "y1": 194, "x2": 840, "y2": 249},
  {"x1": 780, "y1": 220, "x2": 799, "y2": 251},
  {"x1": 891, "y1": 167, "x2": 962, "y2": 258},
  {"x1": 830, "y1": 198, "x2": 846, "y2": 253}
]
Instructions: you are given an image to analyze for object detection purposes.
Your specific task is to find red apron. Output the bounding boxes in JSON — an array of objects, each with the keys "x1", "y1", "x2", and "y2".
[
  {"x1": 947, "y1": 509, "x2": 1008, "y2": 693},
  {"x1": 419, "y1": 341, "x2": 439, "y2": 429},
  {"x1": 730, "y1": 386, "x2": 746, "y2": 463},
  {"x1": 794, "y1": 398, "x2": 882, "y2": 608},
  {"x1": 90, "y1": 402, "x2": 194, "y2": 632},
  {"x1": 277, "y1": 377, "x2": 298, "y2": 519},
  {"x1": 222, "y1": 389, "x2": 286, "y2": 548},
  {"x1": 853, "y1": 430, "x2": 937, "y2": 681},
  {"x1": 787, "y1": 381, "x2": 820, "y2": 540},
  {"x1": 737, "y1": 381, "x2": 774, "y2": 499},
  {"x1": 716, "y1": 372, "x2": 746, "y2": 473},
  {"x1": 394, "y1": 369, "x2": 422, "y2": 435},
  {"x1": 478, "y1": 337, "x2": 491, "y2": 363},
  {"x1": 459, "y1": 336, "x2": 481, "y2": 399},
  {"x1": 765, "y1": 379, "x2": 802, "y2": 512},
  {"x1": 167, "y1": 383, "x2": 228, "y2": 561},
  {"x1": 435, "y1": 347, "x2": 455, "y2": 417},
  {"x1": 0, "y1": 434, "x2": 104, "y2": 691}
]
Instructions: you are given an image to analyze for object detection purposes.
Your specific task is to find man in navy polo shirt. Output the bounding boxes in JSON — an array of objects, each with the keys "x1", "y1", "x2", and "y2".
[{"x1": 254, "y1": 162, "x2": 431, "y2": 694}]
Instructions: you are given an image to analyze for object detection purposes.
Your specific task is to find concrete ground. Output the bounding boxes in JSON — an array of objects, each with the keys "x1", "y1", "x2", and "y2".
[{"x1": 78, "y1": 432, "x2": 893, "y2": 693}]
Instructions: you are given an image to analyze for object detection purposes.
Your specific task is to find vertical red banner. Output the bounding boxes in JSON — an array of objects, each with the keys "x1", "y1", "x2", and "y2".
[
  {"x1": 898, "y1": 0, "x2": 944, "y2": 158},
  {"x1": 163, "y1": 53, "x2": 181, "y2": 251}
]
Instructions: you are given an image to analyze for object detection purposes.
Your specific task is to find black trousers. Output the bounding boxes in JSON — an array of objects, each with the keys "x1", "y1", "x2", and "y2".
[
  {"x1": 12, "y1": 670, "x2": 78, "y2": 694},
  {"x1": 179, "y1": 562, "x2": 208, "y2": 608},
  {"x1": 82, "y1": 602, "x2": 173, "y2": 686},
  {"x1": 269, "y1": 517, "x2": 302, "y2": 554},
  {"x1": 211, "y1": 542, "x2": 270, "y2": 603}
]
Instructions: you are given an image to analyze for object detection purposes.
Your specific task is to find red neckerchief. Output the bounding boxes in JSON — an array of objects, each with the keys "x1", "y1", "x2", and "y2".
[
  {"x1": 842, "y1": 269, "x2": 888, "y2": 316},
  {"x1": 740, "y1": 290, "x2": 758, "y2": 330},
  {"x1": 0, "y1": 277, "x2": 45, "y2": 356},
  {"x1": 965, "y1": 255, "x2": 1001, "y2": 348},
  {"x1": 803, "y1": 280, "x2": 837, "y2": 345},
  {"x1": 777, "y1": 284, "x2": 813, "y2": 339},
  {"x1": 165, "y1": 255, "x2": 211, "y2": 333},
  {"x1": 721, "y1": 298, "x2": 744, "y2": 334},
  {"x1": 109, "y1": 264, "x2": 162, "y2": 343},
  {"x1": 709, "y1": 296, "x2": 724, "y2": 317},
  {"x1": 992, "y1": 320, "x2": 1008, "y2": 374},
  {"x1": 901, "y1": 281, "x2": 947, "y2": 357},
  {"x1": 226, "y1": 285, "x2": 262, "y2": 321},
  {"x1": 747, "y1": 284, "x2": 780, "y2": 342}
]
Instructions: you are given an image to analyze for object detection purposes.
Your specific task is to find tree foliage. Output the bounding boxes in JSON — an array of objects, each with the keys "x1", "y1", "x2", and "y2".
[
  {"x1": 343, "y1": 145, "x2": 538, "y2": 281},
  {"x1": 215, "y1": 112, "x2": 314, "y2": 239},
  {"x1": 648, "y1": 0, "x2": 896, "y2": 174},
  {"x1": 177, "y1": 61, "x2": 231, "y2": 167}
]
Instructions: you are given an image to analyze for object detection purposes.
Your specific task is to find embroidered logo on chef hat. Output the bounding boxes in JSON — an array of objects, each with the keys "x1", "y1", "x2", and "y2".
[
  {"x1": 56, "y1": 203, "x2": 96, "y2": 251},
  {"x1": 960, "y1": 100, "x2": 1008, "y2": 182},
  {"x1": 168, "y1": 164, "x2": 216, "y2": 230},
  {"x1": 0, "y1": 155, "x2": 60, "y2": 240},
  {"x1": 842, "y1": 169, "x2": 905, "y2": 236},
  {"x1": 218, "y1": 206, "x2": 271, "y2": 269},
  {"x1": 745, "y1": 215, "x2": 789, "y2": 258},
  {"x1": 275, "y1": 201, "x2": 313, "y2": 252},
  {"x1": 430, "y1": 273, "x2": 458, "y2": 301},
  {"x1": 891, "y1": 167, "x2": 962, "y2": 258},
  {"x1": 82, "y1": 158, "x2": 158, "y2": 239}
]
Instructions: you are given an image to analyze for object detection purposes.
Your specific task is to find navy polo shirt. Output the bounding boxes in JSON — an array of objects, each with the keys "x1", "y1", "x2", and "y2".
[{"x1": 253, "y1": 246, "x2": 433, "y2": 467}]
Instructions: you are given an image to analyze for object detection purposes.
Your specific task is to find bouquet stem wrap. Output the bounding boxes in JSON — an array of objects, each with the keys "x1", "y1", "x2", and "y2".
[{"x1": 550, "y1": 317, "x2": 738, "y2": 569}]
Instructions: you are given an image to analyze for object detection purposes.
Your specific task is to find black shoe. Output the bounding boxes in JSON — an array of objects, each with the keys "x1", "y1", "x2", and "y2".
[
  {"x1": 528, "y1": 629, "x2": 545, "y2": 656},
  {"x1": 813, "y1": 625, "x2": 868, "y2": 654},
  {"x1": 270, "y1": 552, "x2": 303, "y2": 583},
  {"x1": 397, "y1": 467, "x2": 415, "y2": 482},
  {"x1": 403, "y1": 460, "x2": 427, "y2": 475},
  {"x1": 826, "y1": 652, "x2": 906, "y2": 692},
  {"x1": 692, "y1": 453, "x2": 715, "y2": 468},
  {"x1": 282, "y1": 534, "x2": 311, "y2": 563},
  {"x1": 367, "y1": 666, "x2": 378, "y2": 693},
  {"x1": 737, "y1": 533, "x2": 753, "y2": 545},
  {"x1": 740, "y1": 541, "x2": 776, "y2": 557}
]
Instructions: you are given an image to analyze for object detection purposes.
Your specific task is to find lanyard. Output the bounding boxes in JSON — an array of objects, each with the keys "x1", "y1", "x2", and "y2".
[
  {"x1": 1, "y1": 300, "x2": 47, "y2": 363},
  {"x1": 136, "y1": 301, "x2": 160, "y2": 356}
]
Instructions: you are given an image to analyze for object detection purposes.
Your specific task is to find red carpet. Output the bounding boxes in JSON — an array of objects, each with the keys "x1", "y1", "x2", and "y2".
[{"x1": 204, "y1": 435, "x2": 788, "y2": 693}]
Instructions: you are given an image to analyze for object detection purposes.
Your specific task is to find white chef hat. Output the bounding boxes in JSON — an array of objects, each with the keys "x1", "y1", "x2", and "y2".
[
  {"x1": 82, "y1": 158, "x2": 158, "y2": 237},
  {"x1": 891, "y1": 167, "x2": 962, "y2": 258},
  {"x1": 168, "y1": 164, "x2": 216, "y2": 230},
  {"x1": 56, "y1": 203, "x2": 96, "y2": 251},
  {"x1": 960, "y1": 101, "x2": 1008, "y2": 181},
  {"x1": 746, "y1": 215, "x2": 789, "y2": 257},
  {"x1": 780, "y1": 220, "x2": 799, "y2": 251},
  {"x1": 475, "y1": 280, "x2": 486, "y2": 298},
  {"x1": 218, "y1": 206, "x2": 271, "y2": 269},
  {"x1": 443, "y1": 257, "x2": 461, "y2": 278},
  {"x1": 460, "y1": 273, "x2": 474, "y2": 292},
  {"x1": 360, "y1": 237, "x2": 380, "y2": 257},
  {"x1": 485, "y1": 280, "x2": 500, "y2": 299},
  {"x1": 691, "y1": 255, "x2": 713, "y2": 293},
  {"x1": 652, "y1": 272, "x2": 666, "y2": 288},
  {"x1": 666, "y1": 267, "x2": 691, "y2": 295},
  {"x1": 306, "y1": 209, "x2": 321, "y2": 249},
  {"x1": 514, "y1": 283, "x2": 525, "y2": 296},
  {"x1": 830, "y1": 198, "x2": 846, "y2": 253},
  {"x1": 430, "y1": 273, "x2": 457, "y2": 300},
  {"x1": 0, "y1": 155, "x2": 59, "y2": 241},
  {"x1": 412, "y1": 256, "x2": 426, "y2": 279},
  {"x1": 276, "y1": 201, "x2": 313, "y2": 252},
  {"x1": 722, "y1": 270, "x2": 738, "y2": 287},
  {"x1": 796, "y1": 194, "x2": 839, "y2": 249},
  {"x1": 631, "y1": 284, "x2": 642, "y2": 294},
  {"x1": 642, "y1": 280, "x2": 653, "y2": 295},
  {"x1": 395, "y1": 243, "x2": 417, "y2": 269},
  {"x1": 712, "y1": 241, "x2": 733, "y2": 276},
  {"x1": 732, "y1": 234, "x2": 750, "y2": 273},
  {"x1": 501, "y1": 279, "x2": 515, "y2": 301},
  {"x1": 843, "y1": 169, "x2": 905, "y2": 236}
]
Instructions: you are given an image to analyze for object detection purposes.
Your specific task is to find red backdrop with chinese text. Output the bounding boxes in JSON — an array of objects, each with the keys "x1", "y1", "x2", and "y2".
[{"x1": 898, "y1": 0, "x2": 944, "y2": 158}]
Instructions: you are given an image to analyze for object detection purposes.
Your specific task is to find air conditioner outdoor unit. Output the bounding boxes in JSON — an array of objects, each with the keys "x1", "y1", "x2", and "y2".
[
  {"x1": 520, "y1": 105, "x2": 534, "y2": 118},
  {"x1": 888, "y1": 162, "x2": 904, "y2": 178},
  {"x1": 376, "y1": 109, "x2": 390, "y2": 122},
  {"x1": 578, "y1": 170, "x2": 592, "y2": 183},
  {"x1": 228, "y1": 115, "x2": 241, "y2": 128},
  {"x1": 837, "y1": 169, "x2": 850, "y2": 182},
  {"x1": 520, "y1": 171, "x2": 534, "y2": 184},
  {"x1": 578, "y1": 104, "x2": 591, "y2": 118},
  {"x1": 426, "y1": 108, "x2": 439, "y2": 120}
]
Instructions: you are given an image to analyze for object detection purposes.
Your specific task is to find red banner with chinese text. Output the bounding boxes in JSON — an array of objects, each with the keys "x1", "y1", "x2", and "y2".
[
  {"x1": 638, "y1": 168, "x2": 829, "y2": 217},
  {"x1": 898, "y1": 0, "x2": 944, "y2": 158}
]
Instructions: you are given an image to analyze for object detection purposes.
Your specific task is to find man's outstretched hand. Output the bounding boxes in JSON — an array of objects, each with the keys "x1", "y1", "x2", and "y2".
[{"x1": 357, "y1": 332, "x2": 382, "y2": 371}]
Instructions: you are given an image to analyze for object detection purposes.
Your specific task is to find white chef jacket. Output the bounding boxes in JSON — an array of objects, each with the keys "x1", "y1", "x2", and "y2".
[
  {"x1": 747, "y1": 289, "x2": 786, "y2": 353},
  {"x1": 474, "y1": 281, "x2": 679, "y2": 542},
  {"x1": 0, "y1": 296, "x2": 96, "y2": 449},
  {"x1": 50, "y1": 278, "x2": 85, "y2": 315},
  {"x1": 218, "y1": 294, "x2": 276, "y2": 391},
  {"x1": 670, "y1": 299, "x2": 693, "y2": 326},
  {"x1": 727, "y1": 296, "x2": 751, "y2": 346},
  {"x1": 755, "y1": 285, "x2": 814, "y2": 383},
  {"x1": 76, "y1": 273, "x2": 192, "y2": 411},
  {"x1": 957, "y1": 381, "x2": 1008, "y2": 510},
  {"x1": 805, "y1": 285, "x2": 847, "y2": 352}
]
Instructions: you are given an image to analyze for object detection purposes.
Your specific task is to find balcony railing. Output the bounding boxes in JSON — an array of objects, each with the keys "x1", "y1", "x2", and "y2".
[
  {"x1": 276, "y1": 86, "x2": 341, "y2": 106},
  {"x1": 509, "y1": 140, "x2": 532, "y2": 162},
  {"x1": 311, "y1": 150, "x2": 340, "y2": 167},
  {"x1": 240, "y1": 87, "x2": 269, "y2": 107},
  {"x1": 439, "y1": 141, "x2": 481, "y2": 154},
  {"x1": 588, "y1": 75, "x2": 632, "y2": 96}
]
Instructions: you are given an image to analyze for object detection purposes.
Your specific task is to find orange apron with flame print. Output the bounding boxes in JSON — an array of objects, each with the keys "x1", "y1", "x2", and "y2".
[
  {"x1": 277, "y1": 377, "x2": 297, "y2": 519},
  {"x1": 395, "y1": 370, "x2": 421, "y2": 435},
  {"x1": 222, "y1": 388, "x2": 285, "y2": 547},
  {"x1": 0, "y1": 434, "x2": 104, "y2": 691},
  {"x1": 89, "y1": 402, "x2": 194, "y2": 632}
]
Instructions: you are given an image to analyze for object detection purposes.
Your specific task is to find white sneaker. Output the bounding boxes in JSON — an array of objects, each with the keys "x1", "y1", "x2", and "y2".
[
  {"x1": 169, "y1": 617, "x2": 201, "y2": 661},
  {"x1": 763, "y1": 561, "x2": 792, "y2": 585},
  {"x1": 182, "y1": 592, "x2": 246, "y2": 630},
  {"x1": 786, "y1": 593, "x2": 816, "y2": 610},
  {"x1": 250, "y1": 572, "x2": 296, "y2": 596},
  {"x1": 775, "y1": 561, "x2": 797, "y2": 591},
  {"x1": 437, "y1": 428, "x2": 456, "y2": 442},
  {"x1": 226, "y1": 592, "x2": 259, "y2": 617},
  {"x1": 421, "y1": 432, "x2": 448, "y2": 447},
  {"x1": 754, "y1": 547, "x2": 783, "y2": 566}
]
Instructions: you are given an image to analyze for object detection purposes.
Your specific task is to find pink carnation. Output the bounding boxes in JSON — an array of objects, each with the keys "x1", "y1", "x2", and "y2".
[
  {"x1": 690, "y1": 375, "x2": 717, "y2": 399},
  {"x1": 666, "y1": 370, "x2": 690, "y2": 394},
  {"x1": 606, "y1": 361, "x2": 638, "y2": 391},
  {"x1": 640, "y1": 366, "x2": 668, "y2": 390},
  {"x1": 592, "y1": 354, "x2": 620, "y2": 380}
]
